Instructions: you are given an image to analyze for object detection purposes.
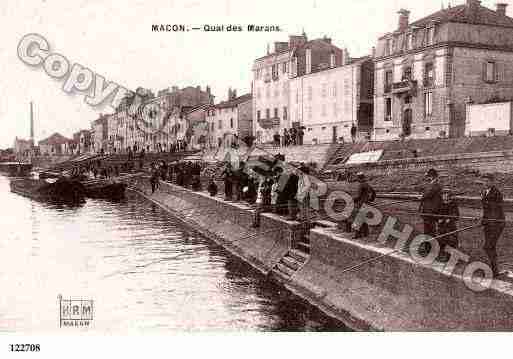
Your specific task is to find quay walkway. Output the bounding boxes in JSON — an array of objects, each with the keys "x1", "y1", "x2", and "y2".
[{"x1": 119, "y1": 173, "x2": 513, "y2": 331}]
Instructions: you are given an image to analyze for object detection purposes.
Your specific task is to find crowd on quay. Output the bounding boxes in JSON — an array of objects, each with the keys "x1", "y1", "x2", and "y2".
[
  {"x1": 141, "y1": 153, "x2": 507, "y2": 276},
  {"x1": 98, "y1": 140, "x2": 190, "y2": 157},
  {"x1": 272, "y1": 127, "x2": 306, "y2": 147}
]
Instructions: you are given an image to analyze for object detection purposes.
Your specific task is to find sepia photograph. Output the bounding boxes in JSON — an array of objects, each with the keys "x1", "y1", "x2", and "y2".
[{"x1": 1, "y1": 0, "x2": 513, "y2": 356}]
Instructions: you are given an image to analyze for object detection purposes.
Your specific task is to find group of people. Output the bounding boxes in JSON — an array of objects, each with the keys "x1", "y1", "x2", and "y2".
[
  {"x1": 199, "y1": 155, "x2": 311, "y2": 227},
  {"x1": 69, "y1": 158, "x2": 135, "y2": 180},
  {"x1": 149, "y1": 160, "x2": 203, "y2": 194},
  {"x1": 419, "y1": 168, "x2": 505, "y2": 275},
  {"x1": 273, "y1": 127, "x2": 305, "y2": 147},
  {"x1": 103, "y1": 140, "x2": 190, "y2": 158}
]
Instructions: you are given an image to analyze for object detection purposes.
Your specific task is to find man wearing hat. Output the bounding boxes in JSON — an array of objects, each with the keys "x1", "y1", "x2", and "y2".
[
  {"x1": 481, "y1": 173, "x2": 505, "y2": 276},
  {"x1": 419, "y1": 168, "x2": 442, "y2": 240},
  {"x1": 351, "y1": 172, "x2": 376, "y2": 238}
]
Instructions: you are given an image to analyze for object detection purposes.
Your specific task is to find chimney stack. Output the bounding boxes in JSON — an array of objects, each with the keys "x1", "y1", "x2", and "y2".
[
  {"x1": 398, "y1": 9, "x2": 410, "y2": 31},
  {"x1": 497, "y1": 3, "x2": 508, "y2": 16},
  {"x1": 30, "y1": 101, "x2": 34, "y2": 144}
]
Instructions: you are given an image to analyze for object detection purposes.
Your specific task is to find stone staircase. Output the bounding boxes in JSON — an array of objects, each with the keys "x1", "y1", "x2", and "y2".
[{"x1": 272, "y1": 234, "x2": 311, "y2": 281}]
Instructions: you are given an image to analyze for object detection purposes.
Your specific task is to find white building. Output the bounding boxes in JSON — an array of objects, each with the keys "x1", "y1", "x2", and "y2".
[
  {"x1": 289, "y1": 56, "x2": 374, "y2": 144},
  {"x1": 252, "y1": 33, "x2": 346, "y2": 144}
]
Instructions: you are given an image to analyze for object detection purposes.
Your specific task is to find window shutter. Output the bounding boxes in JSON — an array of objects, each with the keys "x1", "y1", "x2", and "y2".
[
  {"x1": 482, "y1": 62, "x2": 487, "y2": 82},
  {"x1": 495, "y1": 62, "x2": 500, "y2": 82}
]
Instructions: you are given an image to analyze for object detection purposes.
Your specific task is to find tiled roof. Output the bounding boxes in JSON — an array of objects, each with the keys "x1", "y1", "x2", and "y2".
[
  {"x1": 216, "y1": 93, "x2": 252, "y2": 109},
  {"x1": 38, "y1": 133, "x2": 72, "y2": 146},
  {"x1": 410, "y1": 4, "x2": 513, "y2": 28}
]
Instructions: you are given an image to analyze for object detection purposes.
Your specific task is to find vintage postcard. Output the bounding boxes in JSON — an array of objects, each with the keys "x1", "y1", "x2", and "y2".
[{"x1": 1, "y1": 0, "x2": 512, "y2": 357}]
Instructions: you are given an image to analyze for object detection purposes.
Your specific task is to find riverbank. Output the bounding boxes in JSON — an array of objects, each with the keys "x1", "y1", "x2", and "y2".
[{"x1": 122, "y1": 174, "x2": 513, "y2": 331}]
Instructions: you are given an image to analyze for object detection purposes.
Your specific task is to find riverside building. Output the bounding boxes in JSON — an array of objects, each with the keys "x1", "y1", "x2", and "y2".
[
  {"x1": 252, "y1": 33, "x2": 346, "y2": 144},
  {"x1": 373, "y1": 0, "x2": 513, "y2": 140}
]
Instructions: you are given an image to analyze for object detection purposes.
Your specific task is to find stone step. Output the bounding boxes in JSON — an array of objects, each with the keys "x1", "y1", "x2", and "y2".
[
  {"x1": 289, "y1": 249, "x2": 309, "y2": 263},
  {"x1": 281, "y1": 256, "x2": 302, "y2": 271},
  {"x1": 275, "y1": 263, "x2": 295, "y2": 278}
]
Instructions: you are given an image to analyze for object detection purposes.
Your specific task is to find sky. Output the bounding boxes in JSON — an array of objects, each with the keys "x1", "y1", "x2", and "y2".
[{"x1": 0, "y1": 0, "x2": 510, "y2": 148}]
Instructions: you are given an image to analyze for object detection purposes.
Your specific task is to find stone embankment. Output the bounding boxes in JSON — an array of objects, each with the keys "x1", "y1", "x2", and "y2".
[{"x1": 121, "y1": 174, "x2": 513, "y2": 331}]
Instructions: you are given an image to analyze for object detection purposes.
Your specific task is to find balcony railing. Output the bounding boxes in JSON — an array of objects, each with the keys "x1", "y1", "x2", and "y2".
[{"x1": 392, "y1": 79, "x2": 418, "y2": 94}]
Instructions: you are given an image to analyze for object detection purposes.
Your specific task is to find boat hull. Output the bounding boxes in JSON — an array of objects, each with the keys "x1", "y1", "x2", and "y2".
[
  {"x1": 82, "y1": 181, "x2": 127, "y2": 200},
  {"x1": 10, "y1": 178, "x2": 86, "y2": 204}
]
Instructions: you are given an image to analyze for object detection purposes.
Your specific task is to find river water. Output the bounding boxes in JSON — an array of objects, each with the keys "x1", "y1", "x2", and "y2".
[{"x1": 0, "y1": 175, "x2": 345, "y2": 333}]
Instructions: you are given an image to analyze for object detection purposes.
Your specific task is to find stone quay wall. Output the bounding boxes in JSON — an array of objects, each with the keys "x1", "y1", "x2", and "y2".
[{"x1": 122, "y1": 175, "x2": 513, "y2": 331}]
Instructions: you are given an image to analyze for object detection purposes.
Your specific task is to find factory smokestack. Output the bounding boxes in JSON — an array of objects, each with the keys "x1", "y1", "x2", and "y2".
[{"x1": 30, "y1": 101, "x2": 34, "y2": 146}]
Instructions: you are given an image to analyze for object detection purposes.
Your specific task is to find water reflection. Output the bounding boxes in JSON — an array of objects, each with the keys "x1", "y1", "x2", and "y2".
[{"x1": 0, "y1": 175, "x2": 346, "y2": 332}]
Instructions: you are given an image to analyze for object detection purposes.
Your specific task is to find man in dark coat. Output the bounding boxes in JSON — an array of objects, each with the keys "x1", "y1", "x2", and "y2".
[
  {"x1": 419, "y1": 168, "x2": 442, "y2": 238},
  {"x1": 282, "y1": 169, "x2": 299, "y2": 220},
  {"x1": 221, "y1": 163, "x2": 234, "y2": 200},
  {"x1": 351, "y1": 172, "x2": 375, "y2": 238},
  {"x1": 437, "y1": 190, "x2": 460, "y2": 261},
  {"x1": 481, "y1": 174, "x2": 505, "y2": 276}
]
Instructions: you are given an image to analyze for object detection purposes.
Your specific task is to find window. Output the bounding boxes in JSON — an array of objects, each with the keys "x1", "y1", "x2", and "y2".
[
  {"x1": 274, "y1": 108, "x2": 278, "y2": 118},
  {"x1": 230, "y1": 118, "x2": 234, "y2": 128},
  {"x1": 333, "y1": 103, "x2": 338, "y2": 116},
  {"x1": 266, "y1": 85, "x2": 270, "y2": 98},
  {"x1": 424, "y1": 91, "x2": 433, "y2": 117},
  {"x1": 322, "y1": 83, "x2": 327, "y2": 98},
  {"x1": 403, "y1": 66, "x2": 412, "y2": 81},
  {"x1": 218, "y1": 120, "x2": 222, "y2": 130},
  {"x1": 385, "y1": 98, "x2": 392, "y2": 121},
  {"x1": 384, "y1": 70, "x2": 393, "y2": 92},
  {"x1": 266, "y1": 108, "x2": 270, "y2": 119},
  {"x1": 404, "y1": 96, "x2": 411, "y2": 104},
  {"x1": 424, "y1": 63, "x2": 434, "y2": 87},
  {"x1": 272, "y1": 64, "x2": 279, "y2": 80},
  {"x1": 257, "y1": 110, "x2": 261, "y2": 120},
  {"x1": 484, "y1": 61, "x2": 497, "y2": 83},
  {"x1": 321, "y1": 104, "x2": 327, "y2": 117},
  {"x1": 282, "y1": 62, "x2": 288, "y2": 73},
  {"x1": 332, "y1": 83, "x2": 337, "y2": 97},
  {"x1": 283, "y1": 106, "x2": 288, "y2": 121},
  {"x1": 308, "y1": 106, "x2": 312, "y2": 119},
  {"x1": 427, "y1": 26, "x2": 435, "y2": 46},
  {"x1": 330, "y1": 53, "x2": 336, "y2": 68},
  {"x1": 308, "y1": 86, "x2": 313, "y2": 101},
  {"x1": 406, "y1": 33, "x2": 412, "y2": 50},
  {"x1": 283, "y1": 83, "x2": 288, "y2": 97},
  {"x1": 296, "y1": 90, "x2": 299, "y2": 104},
  {"x1": 256, "y1": 88, "x2": 261, "y2": 99}
]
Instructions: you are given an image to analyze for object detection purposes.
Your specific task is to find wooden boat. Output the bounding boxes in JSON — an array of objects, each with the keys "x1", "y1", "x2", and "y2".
[
  {"x1": 0, "y1": 162, "x2": 32, "y2": 177},
  {"x1": 81, "y1": 179, "x2": 127, "y2": 200},
  {"x1": 10, "y1": 177, "x2": 86, "y2": 204}
]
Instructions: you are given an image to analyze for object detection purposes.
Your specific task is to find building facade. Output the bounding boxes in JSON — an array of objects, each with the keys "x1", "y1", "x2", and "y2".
[
  {"x1": 214, "y1": 90, "x2": 253, "y2": 148},
  {"x1": 95, "y1": 85, "x2": 215, "y2": 153},
  {"x1": 374, "y1": 0, "x2": 513, "y2": 140},
  {"x1": 38, "y1": 133, "x2": 72, "y2": 155},
  {"x1": 289, "y1": 55, "x2": 374, "y2": 144},
  {"x1": 252, "y1": 34, "x2": 345, "y2": 144}
]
